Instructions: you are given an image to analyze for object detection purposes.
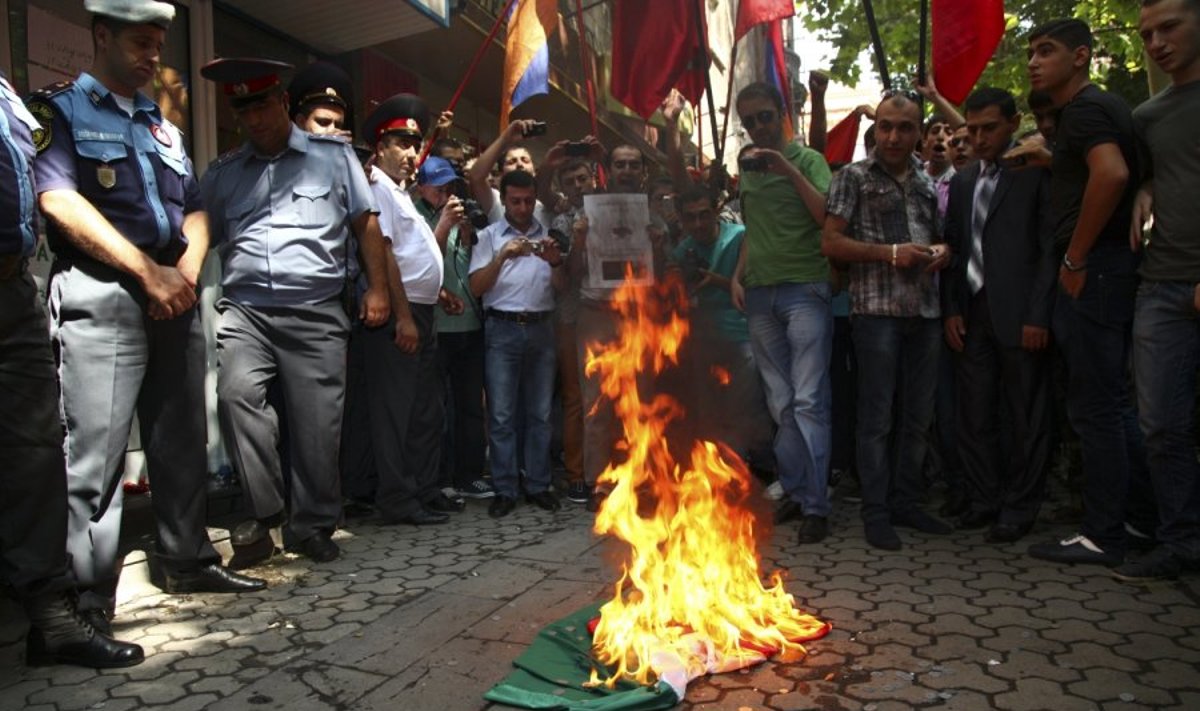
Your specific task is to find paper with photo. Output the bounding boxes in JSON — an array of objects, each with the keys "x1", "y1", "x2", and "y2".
[{"x1": 583, "y1": 193, "x2": 655, "y2": 289}]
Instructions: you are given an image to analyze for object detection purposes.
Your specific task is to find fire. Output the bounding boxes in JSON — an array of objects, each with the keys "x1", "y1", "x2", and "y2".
[
  {"x1": 584, "y1": 271, "x2": 828, "y2": 690},
  {"x1": 710, "y1": 365, "x2": 731, "y2": 386}
]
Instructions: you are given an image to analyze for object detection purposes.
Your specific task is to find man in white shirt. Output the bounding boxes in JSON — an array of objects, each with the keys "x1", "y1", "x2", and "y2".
[
  {"x1": 361, "y1": 94, "x2": 463, "y2": 525},
  {"x1": 469, "y1": 170, "x2": 566, "y2": 517}
]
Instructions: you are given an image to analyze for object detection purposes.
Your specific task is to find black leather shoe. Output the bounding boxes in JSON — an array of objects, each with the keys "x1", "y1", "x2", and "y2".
[
  {"x1": 383, "y1": 508, "x2": 449, "y2": 526},
  {"x1": 957, "y1": 509, "x2": 998, "y2": 531},
  {"x1": 526, "y1": 490, "x2": 561, "y2": 512},
  {"x1": 27, "y1": 625, "x2": 144, "y2": 669},
  {"x1": 796, "y1": 515, "x2": 829, "y2": 544},
  {"x1": 892, "y1": 508, "x2": 953, "y2": 535},
  {"x1": 489, "y1": 495, "x2": 517, "y2": 518},
  {"x1": 165, "y1": 564, "x2": 267, "y2": 594},
  {"x1": 986, "y1": 522, "x2": 1032, "y2": 544},
  {"x1": 78, "y1": 608, "x2": 112, "y2": 637},
  {"x1": 288, "y1": 532, "x2": 340, "y2": 563},
  {"x1": 424, "y1": 492, "x2": 466, "y2": 514},
  {"x1": 865, "y1": 520, "x2": 902, "y2": 551},
  {"x1": 775, "y1": 499, "x2": 804, "y2": 525}
]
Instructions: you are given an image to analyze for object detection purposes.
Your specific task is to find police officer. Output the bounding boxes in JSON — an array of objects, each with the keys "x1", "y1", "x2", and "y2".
[
  {"x1": 200, "y1": 58, "x2": 397, "y2": 563},
  {"x1": 2, "y1": 69, "x2": 142, "y2": 669},
  {"x1": 288, "y1": 61, "x2": 355, "y2": 138},
  {"x1": 28, "y1": 0, "x2": 266, "y2": 635}
]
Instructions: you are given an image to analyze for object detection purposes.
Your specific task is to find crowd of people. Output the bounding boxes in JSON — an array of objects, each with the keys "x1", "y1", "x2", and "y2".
[{"x1": 1, "y1": 0, "x2": 1197, "y2": 672}]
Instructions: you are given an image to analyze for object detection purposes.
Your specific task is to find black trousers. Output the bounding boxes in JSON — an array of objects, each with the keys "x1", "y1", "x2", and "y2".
[
  {"x1": 437, "y1": 328, "x2": 486, "y2": 489},
  {"x1": 955, "y1": 289, "x2": 1052, "y2": 526},
  {"x1": 0, "y1": 270, "x2": 69, "y2": 599}
]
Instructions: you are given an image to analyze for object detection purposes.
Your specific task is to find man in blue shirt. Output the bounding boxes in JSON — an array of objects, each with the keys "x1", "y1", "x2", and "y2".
[
  {"x1": 29, "y1": 0, "x2": 265, "y2": 635},
  {"x1": 200, "y1": 57, "x2": 392, "y2": 565},
  {"x1": 2, "y1": 68, "x2": 142, "y2": 669}
]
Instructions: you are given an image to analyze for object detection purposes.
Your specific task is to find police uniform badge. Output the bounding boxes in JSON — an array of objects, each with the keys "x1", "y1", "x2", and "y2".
[
  {"x1": 97, "y1": 164, "x2": 116, "y2": 189},
  {"x1": 26, "y1": 100, "x2": 54, "y2": 153},
  {"x1": 151, "y1": 123, "x2": 173, "y2": 147}
]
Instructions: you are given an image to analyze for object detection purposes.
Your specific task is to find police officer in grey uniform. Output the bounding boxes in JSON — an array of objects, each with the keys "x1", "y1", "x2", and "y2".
[
  {"x1": 2, "y1": 69, "x2": 143, "y2": 669},
  {"x1": 200, "y1": 58, "x2": 394, "y2": 564},
  {"x1": 29, "y1": 0, "x2": 266, "y2": 634}
]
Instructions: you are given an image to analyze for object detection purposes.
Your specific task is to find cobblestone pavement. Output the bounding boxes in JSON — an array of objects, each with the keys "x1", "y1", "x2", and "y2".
[{"x1": 1, "y1": 490, "x2": 1198, "y2": 711}]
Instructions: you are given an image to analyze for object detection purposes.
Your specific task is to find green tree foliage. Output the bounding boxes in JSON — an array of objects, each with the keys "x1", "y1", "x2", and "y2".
[{"x1": 796, "y1": 0, "x2": 1147, "y2": 107}]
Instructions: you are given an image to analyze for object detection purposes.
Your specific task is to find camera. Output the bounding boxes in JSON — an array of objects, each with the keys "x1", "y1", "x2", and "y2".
[
  {"x1": 461, "y1": 198, "x2": 490, "y2": 230},
  {"x1": 738, "y1": 155, "x2": 769, "y2": 172},
  {"x1": 564, "y1": 141, "x2": 590, "y2": 157},
  {"x1": 530, "y1": 240, "x2": 546, "y2": 255},
  {"x1": 547, "y1": 228, "x2": 570, "y2": 256},
  {"x1": 523, "y1": 121, "x2": 548, "y2": 137},
  {"x1": 680, "y1": 248, "x2": 710, "y2": 286}
]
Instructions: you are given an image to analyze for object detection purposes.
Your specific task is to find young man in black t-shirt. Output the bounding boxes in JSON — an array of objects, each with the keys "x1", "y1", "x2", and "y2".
[{"x1": 1023, "y1": 18, "x2": 1154, "y2": 569}]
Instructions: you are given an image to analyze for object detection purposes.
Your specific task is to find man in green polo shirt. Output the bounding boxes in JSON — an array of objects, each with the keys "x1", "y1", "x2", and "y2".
[{"x1": 732, "y1": 82, "x2": 835, "y2": 544}]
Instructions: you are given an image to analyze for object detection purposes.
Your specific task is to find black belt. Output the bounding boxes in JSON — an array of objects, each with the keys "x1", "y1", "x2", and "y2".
[
  {"x1": 0, "y1": 254, "x2": 26, "y2": 281},
  {"x1": 487, "y1": 309, "x2": 552, "y2": 324}
]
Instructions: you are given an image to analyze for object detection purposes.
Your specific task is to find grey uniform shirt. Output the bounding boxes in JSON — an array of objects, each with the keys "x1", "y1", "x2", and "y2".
[{"x1": 201, "y1": 125, "x2": 377, "y2": 307}]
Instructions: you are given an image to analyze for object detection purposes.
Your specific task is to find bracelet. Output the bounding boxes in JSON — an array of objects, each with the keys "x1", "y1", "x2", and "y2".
[
  {"x1": 1062, "y1": 254, "x2": 1087, "y2": 272},
  {"x1": 891, "y1": 243, "x2": 898, "y2": 267}
]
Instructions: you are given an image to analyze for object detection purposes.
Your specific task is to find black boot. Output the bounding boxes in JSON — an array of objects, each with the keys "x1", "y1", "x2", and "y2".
[{"x1": 24, "y1": 592, "x2": 144, "y2": 669}]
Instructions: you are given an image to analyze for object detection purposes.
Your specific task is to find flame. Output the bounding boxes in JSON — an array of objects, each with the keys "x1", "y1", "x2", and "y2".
[
  {"x1": 585, "y1": 270, "x2": 828, "y2": 688},
  {"x1": 710, "y1": 365, "x2": 731, "y2": 386}
]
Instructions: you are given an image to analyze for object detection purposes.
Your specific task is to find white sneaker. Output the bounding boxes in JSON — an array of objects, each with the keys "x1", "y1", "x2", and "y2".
[{"x1": 765, "y1": 480, "x2": 784, "y2": 501}]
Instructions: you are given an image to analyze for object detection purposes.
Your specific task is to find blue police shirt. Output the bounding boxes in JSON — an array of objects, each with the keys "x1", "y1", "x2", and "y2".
[
  {"x1": 0, "y1": 74, "x2": 39, "y2": 256},
  {"x1": 201, "y1": 125, "x2": 377, "y2": 307},
  {"x1": 28, "y1": 72, "x2": 201, "y2": 261}
]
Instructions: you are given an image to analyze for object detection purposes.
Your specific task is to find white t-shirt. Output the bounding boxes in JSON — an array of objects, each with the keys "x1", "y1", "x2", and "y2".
[
  {"x1": 370, "y1": 166, "x2": 443, "y2": 305},
  {"x1": 468, "y1": 215, "x2": 555, "y2": 312}
]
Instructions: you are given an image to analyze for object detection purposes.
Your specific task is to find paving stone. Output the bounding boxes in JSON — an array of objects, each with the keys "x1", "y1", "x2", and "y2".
[
  {"x1": 354, "y1": 636, "x2": 526, "y2": 711},
  {"x1": 993, "y1": 677, "x2": 1097, "y2": 710},
  {"x1": 1066, "y1": 667, "x2": 1178, "y2": 706},
  {"x1": 206, "y1": 662, "x2": 387, "y2": 711},
  {"x1": 469, "y1": 579, "x2": 604, "y2": 645},
  {"x1": 109, "y1": 671, "x2": 200, "y2": 705}
]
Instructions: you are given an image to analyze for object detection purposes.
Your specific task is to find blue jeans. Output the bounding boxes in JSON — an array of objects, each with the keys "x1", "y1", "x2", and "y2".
[
  {"x1": 1052, "y1": 241, "x2": 1148, "y2": 552},
  {"x1": 1133, "y1": 280, "x2": 1200, "y2": 561},
  {"x1": 746, "y1": 282, "x2": 833, "y2": 516},
  {"x1": 484, "y1": 317, "x2": 556, "y2": 498},
  {"x1": 852, "y1": 315, "x2": 941, "y2": 524}
]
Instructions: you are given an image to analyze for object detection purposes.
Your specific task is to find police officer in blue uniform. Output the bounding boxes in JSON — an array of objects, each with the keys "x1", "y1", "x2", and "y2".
[
  {"x1": 200, "y1": 58, "x2": 395, "y2": 564},
  {"x1": 288, "y1": 61, "x2": 355, "y2": 138},
  {"x1": 28, "y1": 0, "x2": 266, "y2": 634},
  {"x1": 2, "y1": 70, "x2": 143, "y2": 669}
]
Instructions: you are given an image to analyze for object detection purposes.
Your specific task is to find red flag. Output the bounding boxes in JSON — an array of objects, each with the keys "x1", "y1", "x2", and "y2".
[
  {"x1": 823, "y1": 111, "x2": 862, "y2": 165},
  {"x1": 610, "y1": 0, "x2": 707, "y2": 119},
  {"x1": 735, "y1": 0, "x2": 794, "y2": 42},
  {"x1": 932, "y1": 0, "x2": 1005, "y2": 105}
]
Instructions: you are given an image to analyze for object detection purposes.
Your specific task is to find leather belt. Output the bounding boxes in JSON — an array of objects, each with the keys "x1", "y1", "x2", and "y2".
[
  {"x1": 0, "y1": 254, "x2": 26, "y2": 281},
  {"x1": 487, "y1": 309, "x2": 552, "y2": 324}
]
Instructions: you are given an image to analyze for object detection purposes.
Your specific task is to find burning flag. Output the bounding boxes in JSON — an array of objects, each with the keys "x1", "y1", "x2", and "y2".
[{"x1": 487, "y1": 273, "x2": 828, "y2": 708}]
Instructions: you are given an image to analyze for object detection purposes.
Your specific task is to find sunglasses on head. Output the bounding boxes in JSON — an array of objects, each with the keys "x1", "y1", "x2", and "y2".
[
  {"x1": 882, "y1": 89, "x2": 922, "y2": 103},
  {"x1": 740, "y1": 110, "x2": 777, "y2": 130}
]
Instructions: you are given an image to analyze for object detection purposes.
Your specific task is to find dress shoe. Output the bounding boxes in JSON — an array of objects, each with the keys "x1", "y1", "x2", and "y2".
[
  {"x1": 985, "y1": 522, "x2": 1032, "y2": 544},
  {"x1": 1112, "y1": 546, "x2": 1183, "y2": 583},
  {"x1": 526, "y1": 490, "x2": 561, "y2": 512},
  {"x1": 165, "y1": 564, "x2": 267, "y2": 594},
  {"x1": 891, "y1": 508, "x2": 953, "y2": 535},
  {"x1": 775, "y1": 499, "x2": 804, "y2": 525},
  {"x1": 424, "y1": 492, "x2": 466, "y2": 514},
  {"x1": 229, "y1": 518, "x2": 279, "y2": 569},
  {"x1": 489, "y1": 495, "x2": 517, "y2": 518},
  {"x1": 79, "y1": 608, "x2": 112, "y2": 636},
  {"x1": 1028, "y1": 534, "x2": 1122, "y2": 567},
  {"x1": 383, "y1": 508, "x2": 449, "y2": 526},
  {"x1": 865, "y1": 520, "x2": 902, "y2": 551},
  {"x1": 957, "y1": 509, "x2": 998, "y2": 531},
  {"x1": 288, "y1": 532, "x2": 340, "y2": 563},
  {"x1": 796, "y1": 515, "x2": 829, "y2": 544},
  {"x1": 24, "y1": 592, "x2": 143, "y2": 669}
]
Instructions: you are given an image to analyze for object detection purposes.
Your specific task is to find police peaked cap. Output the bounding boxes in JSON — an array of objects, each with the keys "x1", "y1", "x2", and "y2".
[
  {"x1": 85, "y1": 0, "x2": 175, "y2": 28},
  {"x1": 288, "y1": 61, "x2": 355, "y2": 127},
  {"x1": 362, "y1": 93, "x2": 429, "y2": 146},
  {"x1": 200, "y1": 57, "x2": 294, "y2": 101}
]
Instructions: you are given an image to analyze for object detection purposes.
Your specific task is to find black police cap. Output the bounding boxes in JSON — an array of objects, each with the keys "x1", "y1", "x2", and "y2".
[{"x1": 362, "y1": 93, "x2": 430, "y2": 146}]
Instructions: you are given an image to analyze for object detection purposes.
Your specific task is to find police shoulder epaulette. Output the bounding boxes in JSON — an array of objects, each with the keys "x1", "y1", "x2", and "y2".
[
  {"x1": 25, "y1": 82, "x2": 73, "y2": 154},
  {"x1": 28, "y1": 80, "x2": 74, "y2": 101},
  {"x1": 308, "y1": 132, "x2": 351, "y2": 144},
  {"x1": 209, "y1": 144, "x2": 248, "y2": 170}
]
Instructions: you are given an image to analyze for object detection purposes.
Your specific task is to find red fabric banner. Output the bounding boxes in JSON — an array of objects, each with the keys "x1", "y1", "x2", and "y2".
[
  {"x1": 735, "y1": 0, "x2": 795, "y2": 42},
  {"x1": 610, "y1": 0, "x2": 707, "y2": 118},
  {"x1": 932, "y1": 0, "x2": 1005, "y2": 104},
  {"x1": 823, "y1": 111, "x2": 862, "y2": 165}
]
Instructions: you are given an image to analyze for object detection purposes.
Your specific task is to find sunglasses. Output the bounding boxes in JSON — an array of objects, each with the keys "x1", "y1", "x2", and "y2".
[
  {"x1": 740, "y1": 110, "x2": 777, "y2": 130},
  {"x1": 882, "y1": 89, "x2": 922, "y2": 103}
]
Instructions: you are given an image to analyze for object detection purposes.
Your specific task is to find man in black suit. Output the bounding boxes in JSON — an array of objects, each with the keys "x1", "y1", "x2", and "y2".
[{"x1": 942, "y1": 88, "x2": 1057, "y2": 544}]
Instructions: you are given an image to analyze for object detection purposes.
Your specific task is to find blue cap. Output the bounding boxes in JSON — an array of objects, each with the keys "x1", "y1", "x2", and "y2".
[
  {"x1": 417, "y1": 157, "x2": 460, "y2": 187},
  {"x1": 85, "y1": 0, "x2": 175, "y2": 28}
]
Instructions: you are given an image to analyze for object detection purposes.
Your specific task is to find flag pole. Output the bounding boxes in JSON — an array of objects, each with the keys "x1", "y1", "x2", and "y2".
[
  {"x1": 694, "y1": 0, "x2": 721, "y2": 162},
  {"x1": 572, "y1": 0, "x2": 601, "y2": 138},
  {"x1": 420, "y1": 0, "x2": 519, "y2": 164},
  {"x1": 716, "y1": 0, "x2": 740, "y2": 167},
  {"x1": 862, "y1": 0, "x2": 891, "y2": 91},
  {"x1": 918, "y1": 0, "x2": 928, "y2": 114}
]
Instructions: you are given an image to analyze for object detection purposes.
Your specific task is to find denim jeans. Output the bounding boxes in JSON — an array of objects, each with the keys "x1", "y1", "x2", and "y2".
[
  {"x1": 852, "y1": 315, "x2": 941, "y2": 524},
  {"x1": 1133, "y1": 280, "x2": 1200, "y2": 561},
  {"x1": 745, "y1": 282, "x2": 833, "y2": 516},
  {"x1": 484, "y1": 317, "x2": 557, "y2": 498},
  {"x1": 1052, "y1": 241, "x2": 1148, "y2": 552}
]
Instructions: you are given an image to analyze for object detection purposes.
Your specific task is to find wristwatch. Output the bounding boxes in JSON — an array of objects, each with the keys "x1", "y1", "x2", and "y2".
[{"x1": 1061, "y1": 254, "x2": 1087, "y2": 272}]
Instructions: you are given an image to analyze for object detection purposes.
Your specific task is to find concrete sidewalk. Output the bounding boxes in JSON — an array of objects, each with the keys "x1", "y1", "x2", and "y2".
[{"x1": 2, "y1": 493, "x2": 1198, "y2": 710}]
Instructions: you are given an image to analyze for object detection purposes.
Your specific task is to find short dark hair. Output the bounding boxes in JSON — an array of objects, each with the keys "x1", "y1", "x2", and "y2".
[
  {"x1": 1028, "y1": 18, "x2": 1093, "y2": 52},
  {"x1": 91, "y1": 14, "x2": 133, "y2": 51},
  {"x1": 1027, "y1": 89, "x2": 1055, "y2": 112},
  {"x1": 963, "y1": 87, "x2": 1018, "y2": 119},
  {"x1": 557, "y1": 157, "x2": 593, "y2": 180},
  {"x1": 677, "y1": 185, "x2": 715, "y2": 210},
  {"x1": 923, "y1": 115, "x2": 951, "y2": 137},
  {"x1": 647, "y1": 175, "x2": 674, "y2": 195},
  {"x1": 1142, "y1": 0, "x2": 1200, "y2": 11},
  {"x1": 736, "y1": 82, "x2": 785, "y2": 112},
  {"x1": 498, "y1": 145, "x2": 533, "y2": 171},
  {"x1": 606, "y1": 144, "x2": 644, "y2": 170},
  {"x1": 432, "y1": 137, "x2": 464, "y2": 157},
  {"x1": 500, "y1": 168, "x2": 537, "y2": 198}
]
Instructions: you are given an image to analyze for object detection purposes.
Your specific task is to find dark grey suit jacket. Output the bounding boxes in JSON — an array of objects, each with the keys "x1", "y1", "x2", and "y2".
[{"x1": 942, "y1": 162, "x2": 1057, "y2": 349}]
